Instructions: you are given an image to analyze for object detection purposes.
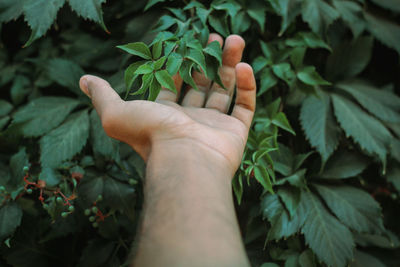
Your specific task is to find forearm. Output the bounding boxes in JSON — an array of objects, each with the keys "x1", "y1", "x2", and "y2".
[{"x1": 132, "y1": 140, "x2": 250, "y2": 267}]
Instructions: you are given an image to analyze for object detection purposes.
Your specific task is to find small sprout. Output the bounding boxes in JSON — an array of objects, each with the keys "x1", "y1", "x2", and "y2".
[
  {"x1": 89, "y1": 216, "x2": 96, "y2": 222},
  {"x1": 26, "y1": 188, "x2": 33, "y2": 194},
  {"x1": 68, "y1": 205, "x2": 75, "y2": 212},
  {"x1": 92, "y1": 222, "x2": 99, "y2": 228},
  {"x1": 91, "y1": 206, "x2": 98, "y2": 214},
  {"x1": 84, "y1": 209, "x2": 91, "y2": 216},
  {"x1": 56, "y1": 197, "x2": 63, "y2": 204}
]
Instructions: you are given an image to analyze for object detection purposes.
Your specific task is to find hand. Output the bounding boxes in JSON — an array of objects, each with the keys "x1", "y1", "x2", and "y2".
[{"x1": 79, "y1": 34, "x2": 256, "y2": 176}]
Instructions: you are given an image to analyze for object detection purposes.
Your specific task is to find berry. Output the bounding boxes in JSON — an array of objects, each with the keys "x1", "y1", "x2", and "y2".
[
  {"x1": 68, "y1": 205, "x2": 75, "y2": 212},
  {"x1": 92, "y1": 222, "x2": 99, "y2": 228},
  {"x1": 91, "y1": 207, "x2": 98, "y2": 214},
  {"x1": 43, "y1": 204, "x2": 49, "y2": 210},
  {"x1": 26, "y1": 188, "x2": 33, "y2": 194},
  {"x1": 56, "y1": 197, "x2": 63, "y2": 204},
  {"x1": 23, "y1": 166, "x2": 29, "y2": 172},
  {"x1": 0, "y1": 186, "x2": 6, "y2": 192},
  {"x1": 96, "y1": 195, "x2": 103, "y2": 202},
  {"x1": 61, "y1": 212, "x2": 69, "y2": 218},
  {"x1": 84, "y1": 209, "x2": 91, "y2": 216},
  {"x1": 128, "y1": 179, "x2": 137, "y2": 185},
  {"x1": 89, "y1": 216, "x2": 96, "y2": 222}
]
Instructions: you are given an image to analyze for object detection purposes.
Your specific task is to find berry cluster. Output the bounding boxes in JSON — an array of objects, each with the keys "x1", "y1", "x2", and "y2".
[{"x1": 84, "y1": 195, "x2": 108, "y2": 228}]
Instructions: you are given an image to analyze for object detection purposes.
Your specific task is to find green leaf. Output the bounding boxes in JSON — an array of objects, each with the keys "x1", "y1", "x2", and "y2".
[
  {"x1": 39, "y1": 167, "x2": 61, "y2": 187},
  {"x1": 77, "y1": 239, "x2": 117, "y2": 267},
  {"x1": 350, "y1": 250, "x2": 386, "y2": 267},
  {"x1": 22, "y1": 0, "x2": 65, "y2": 46},
  {"x1": 272, "y1": 63, "x2": 296, "y2": 85},
  {"x1": 68, "y1": 0, "x2": 108, "y2": 32},
  {"x1": 326, "y1": 36, "x2": 374, "y2": 81},
  {"x1": 155, "y1": 70, "x2": 176, "y2": 93},
  {"x1": 272, "y1": 112, "x2": 296, "y2": 135},
  {"x1": 166, "y1": 53, "x2": 183, "y2": 76},
  {"x1": 134, "y1": 63, "x2": 153, "y2": 74},
  {"x1": 0, "y1": 202, "x2": 23, "y2": 241},
  {"x1": 285, "y1": 32, "x2": 331, "y2": 50},
  {"x1": 144, "y1": 0, "x2": 166, "y2": 11},
  {"x1": 130, "y1": 73, "x2": 153, "y2": 97},
  {"x1": 331, "y1": 94, "x2": 393, "y2": 166},
  {"x1": 258, "y1": 68, "x2": 278, "y2": 96},
  {"x1": 301, "y1": 0, "x2": 340, "y2": 35},
  {"x1": 321, "y1": 150, "x2": 367, "y2": 179},
  {"x1": 154, "y1": 56, "x2": 167, "y2": 70},
  {"x1": 365, "y1": 12, "x2": 400, "y2": 55},
  {"x1": 297, "y1": 66, "x2": 331, "y2": 86},
  {"x1": 203, "y1": 41, "x2": 223, "y2": 66},
  {"x1": 10, "y1": 148, "x2": 29, "y2": 187},
  {"x1": 13, "y1": 97, "x2": 79, "y2": 137},
  {"x1": 315, "y1": 184, "x2": 385, "y2": 234},
  {"x1": 299, "y1": 250, "x2": 316, "y2": 267},
  {"x1": 179, "y1": 61, "x2": 197, "y2": 90},
  {"x1": 0, "y1": 100, "x2": 12, "y2": 117},
  {"x1": 124, "y1": 61, "x2": 145, "y2": 92},
  {"x1": 103, "y1": 178, "x2": 135, "y2": 220},
  {"x1": 268, "y1": 0, "x2": 301, "y2": 34},
  {"x1": 300, "y1": 93, "x2": 340, "y2": 163},
  {"x1": 117, "y1": 42, "x2": 152, "y2": 59},
  {"x1": 209, "y1": 14, "x2": 229, "y2": 37},
  {"x1": 148, "y1": 79, "x2": 162, "y2": 101},
  {"x1": 78, "y1": 172, "x2": 104, "y2": 205},
  {"x1": 333, "y1": 0, "x2": 365, "y2": 38},
  {"x1": 278, "y1": 187, "x2": 300, "y2": 218},
  {"x1": 186, "y1": 48, "x2": 207, "y2": 77},
  {"x1": 369, "y1": 0, "x2": 400, "y2": 13},
  {"x1": 10, "y1": 75, "x2": 30, "y2": 105},
  {"x1": 290, "y1": 47, "x2": 306, "y2": 69},
  {"x1": 152, "y1": 41, "x2": 163, "y2": 59},
  {"x1": 261, "y1": 193, "x2": 302, "y2": 241},
  {"x1": 90, "y1": 110, "x2": 118, "y2": 160},
  {"x1": 196, "y1": 7, "x2": 210, "y2": 25},
  {"x1": 299, "y1": 190, "x2": 354, "y2": 267},
  {"x1": 254, "y1": 165, "x2": 273, "y2": 193},
  {"x1": 247, "y1": 8, "x2": 266, "y2": 32},
  {"x1": 261, "y1": 263, "x2": 280, "y2": 267},
  {"x1": 275, "y1": 169, "x2": 306, "y2": 188},
  {"x1": 337, "y1": 80, "x2": 400, "y2": 123},
  {"x1": 232, "y1": 174, "x2": 244, "y2": 205},
  {"x1": 0, "y1": 0, "x2": 24, "y2": 23},
  {"x1": 40, "y1": 110, "x2": 89, "y2": 168},
  {"x1": 46, "y1": 58, "x2": 85, "y2": 95}
]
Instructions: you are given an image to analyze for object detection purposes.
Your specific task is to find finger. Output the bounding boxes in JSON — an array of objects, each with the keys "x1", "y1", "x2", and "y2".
[
  {"x1": 231, "y1": 63, "x2": 256, "y2": 130},
  {"x1": 205, "y1": 35, "x2": 245, "y2": 113},
  {"x1": 182, "y1": 33, "x2": 223, "y2": 107},
  {"x1": 80, "y1": 75, "x2": 124, "y2": 138},
  {"x1": 155, "y1": 73, "x2": 183, "y2": 103}
]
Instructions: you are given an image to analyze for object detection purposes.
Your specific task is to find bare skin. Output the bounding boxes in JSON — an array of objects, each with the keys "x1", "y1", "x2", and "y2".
[{"x1": 79, "y1": 34, "x2": 256, "y2": 267}]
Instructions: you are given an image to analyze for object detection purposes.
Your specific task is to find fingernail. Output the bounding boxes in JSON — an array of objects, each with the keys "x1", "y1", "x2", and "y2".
[{"x1": 80, "y1": 78, "x2": 91, "y2": 98}]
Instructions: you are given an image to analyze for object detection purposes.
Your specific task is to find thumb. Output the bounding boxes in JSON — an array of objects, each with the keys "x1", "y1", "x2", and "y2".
[{"x1": 79, "y1": 75, "x2": 123, "y2": 119}]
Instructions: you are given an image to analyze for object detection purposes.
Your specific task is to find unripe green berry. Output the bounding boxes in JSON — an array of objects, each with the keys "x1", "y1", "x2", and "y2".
[
  {"x1": 43, "y1": 204, "x2": 49, "y2": 210},
  {"x1": 91, "y1": 206, "x2": 98, "y2": 214},
  {"x1": 128, "y1": 179, "x2": 137, "y2": 185},
  {"x1": 56, "y1": 197, "x2": 63, "y2": 204},
  {"x1": 26, "y1": 188, "x2": 33, "y2": 194},
  {"x1": 61, "y1": 212, "x2": 69, "y2": 218},
  {"x1": 89, "y1": 216, "x2": 96, "y2": 222},
  {"x1": 0, "y1": 186, "x2": 6, "y2": 192},
  {"x1": 84, "y1": 209, "x2": 91, "y2": 216},
  {"x1": 68, "y1": 205, "x2": 75, "y2": 212},
  {"x1": 92, "y1": 222, "x2": 99, "y2": 228},
  {"x1": 96, "y1": 195, "x2": 103, "y2": 202},
  {"x1": 23, "y1": 166, "x2": 29, "y2": 172}
]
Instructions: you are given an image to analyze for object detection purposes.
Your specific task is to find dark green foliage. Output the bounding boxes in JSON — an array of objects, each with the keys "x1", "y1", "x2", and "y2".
[{"x1": 0, "y1": 0, "x2": 400, "y2": 266}]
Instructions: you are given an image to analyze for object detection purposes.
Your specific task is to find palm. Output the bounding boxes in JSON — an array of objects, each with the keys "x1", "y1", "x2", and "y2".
[{"x1": 81, "y1": 34, "x2": 256, "y2": 171}]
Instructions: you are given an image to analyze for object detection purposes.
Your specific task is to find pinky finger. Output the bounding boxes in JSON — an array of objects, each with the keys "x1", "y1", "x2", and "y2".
[{"x1": 231, "y1": 63, "x2": 256, "y2": 130}]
